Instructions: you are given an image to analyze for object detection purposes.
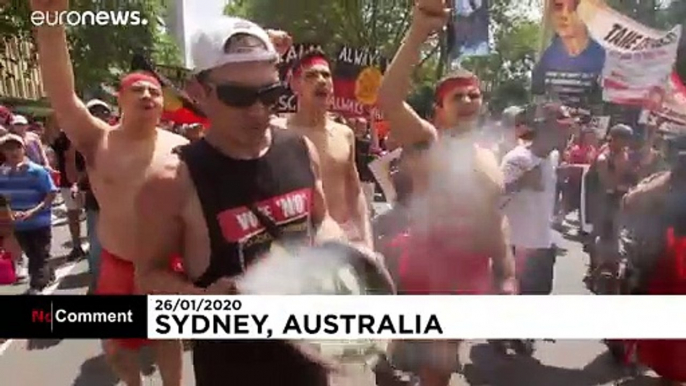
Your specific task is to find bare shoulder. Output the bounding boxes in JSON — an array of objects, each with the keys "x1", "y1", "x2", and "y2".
[{"x1": 623, "y1": 171, "x2": 671, "y2": 211}]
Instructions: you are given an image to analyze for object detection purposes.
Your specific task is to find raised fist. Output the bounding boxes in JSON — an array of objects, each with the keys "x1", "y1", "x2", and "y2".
[
  {"x1": 416, "y1": 0, "x2": 448, "y2": 15},
  {"x1": 30, "y1": 0, "x2": 69, "y2": 13},
  {"x1": 266, "y1": 29, "x2": 293, "y2": 57},
  {"x1": 412, "y1": 0, "x2": 451, "y2": 35}
]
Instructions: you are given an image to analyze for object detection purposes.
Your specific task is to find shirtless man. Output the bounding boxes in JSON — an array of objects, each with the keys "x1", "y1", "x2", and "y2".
[
  {"x1": 278, "y1": 50, "x2": 372, "y2": 247},
  {"x1": 376, "y1": 1, "x2": 515, "y2": 385},
  {"x1": 31, "y1": 1, "x2": 187, "y2": 385},
  {"x1": 133, "y1": 17, "x2": 345, "y2": 386},
  {"x1": 589, "y1": 124, "x2": 635, "y2": 286}
]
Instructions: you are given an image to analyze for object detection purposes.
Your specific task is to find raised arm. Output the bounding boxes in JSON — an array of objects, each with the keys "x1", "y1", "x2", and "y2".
[
  {"x1": 31, "y1": 0, "x2": 108, "y2": 155},
  {"x1": 377, "y1": 2, "x2": 449, "y2": 146}
]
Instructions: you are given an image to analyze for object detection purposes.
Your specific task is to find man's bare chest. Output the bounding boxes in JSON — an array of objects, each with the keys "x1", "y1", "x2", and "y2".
[{"x1": 306, "y1": 132, "x2": 350, "y2": 172}]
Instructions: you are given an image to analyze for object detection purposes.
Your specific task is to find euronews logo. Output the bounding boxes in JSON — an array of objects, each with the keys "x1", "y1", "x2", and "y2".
[{"x1": 31, "y1": 10, "x2": 148, "y2": 27}]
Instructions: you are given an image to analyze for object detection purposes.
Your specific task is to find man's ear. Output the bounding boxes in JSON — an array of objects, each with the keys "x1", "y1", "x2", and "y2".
[
  {"x1": 185, "y1": 78, "x2": 207, "y2": 103},
  {"x1": 432, "y1": 102, "x2": 442, "y2": 125}
]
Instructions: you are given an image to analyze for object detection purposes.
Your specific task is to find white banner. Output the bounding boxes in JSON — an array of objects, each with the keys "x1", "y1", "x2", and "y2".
[
  {"x1": 576, "y1": 0, "x2": 682, "y2": 105},
  {"x1": 148, "y1": 295, "x2": 686, "y2": 340}
]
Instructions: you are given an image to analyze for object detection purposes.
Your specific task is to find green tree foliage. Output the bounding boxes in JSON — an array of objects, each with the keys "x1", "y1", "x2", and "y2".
[
  {"x1": 0, "y1": 0, "x2": 182, "y2": 96},
  {"x1": 225, "y1": 0, "x2": 415, "y2": 56}
]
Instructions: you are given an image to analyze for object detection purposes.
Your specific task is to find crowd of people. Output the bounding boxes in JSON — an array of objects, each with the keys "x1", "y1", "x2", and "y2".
[
  {"x1": 0, "y1": 101, "x2": 208, "y2": 293},
  {"x1": 1, "y1": 0, "x2": 685, "y2": 385}
]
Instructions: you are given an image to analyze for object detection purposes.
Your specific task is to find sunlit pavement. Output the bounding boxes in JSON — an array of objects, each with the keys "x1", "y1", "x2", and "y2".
[{"x1": 0, "y1": 210, "x2": 661, "y2": 385}]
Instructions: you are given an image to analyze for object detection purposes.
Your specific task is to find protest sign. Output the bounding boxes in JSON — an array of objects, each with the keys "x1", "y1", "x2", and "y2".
[
  {"x1": 331, "y1": 45, "x2": 387, "y2": 119},
  {"x1": 588, "y1": 115, "x2": 610, "y2": 138},
  {"x1": 368, "y1": 148, "x2": 402, "y2": 204},
  {"x1": 535, "y1": 0, "x2": 680, "y2": 108},
  {"x1": 448, "y1": 0, "x2": 490, "y2": 58},
  {"x1": 533, "y1": 0, "x2": 606, "y2": 106},
  {"x1": 275, "y1": 43, "x2": 324, "y2": 113}
]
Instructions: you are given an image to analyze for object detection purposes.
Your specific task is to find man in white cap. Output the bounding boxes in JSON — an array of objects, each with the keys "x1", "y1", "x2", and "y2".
[
  {"x1": 133, "y1": 16, "x2": 344, "y2": 385},
  {"x1": 31, "y1": 0, "x2": 188, "y2": 384},
  {"x1": 10, "y1": 114, "x2": 50, "y2": 167}
]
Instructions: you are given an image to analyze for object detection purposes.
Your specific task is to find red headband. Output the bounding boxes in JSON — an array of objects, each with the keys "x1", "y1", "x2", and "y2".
[
  {"x1": 119, "y1": 72, "x2": 161, "y2": 92},
  {"x1": 292, "y1": 56, "x2": 330, "y2": 78},
  {"x1": 434, "y1": 76, "x2": 480, "y2": 102}
]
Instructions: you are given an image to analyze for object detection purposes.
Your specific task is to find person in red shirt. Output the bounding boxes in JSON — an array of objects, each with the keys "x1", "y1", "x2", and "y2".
[
  {"x1": 558, "y1": 128, "x2": 598, "y2": 223},
  {"x1": 565, "y1": 128, "x2": 598, "y2": 165}
]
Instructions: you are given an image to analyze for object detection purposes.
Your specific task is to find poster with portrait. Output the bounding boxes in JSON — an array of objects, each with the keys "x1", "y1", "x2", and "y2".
[
  {"x1": 533, "y1": 0, "x2": 606, "y2": 107},
  {"x1": 449, "y1": 0, "x2": 490, "y2": 58},
  {"x1": 535, "y1": 0, "x2": 681, "y2": 109},
  {"x1": 331, "y1": 45, "x2": 388, "y2": 119},
  {"x1": 275, "y1": 43, "x2": 324, "y2": 113}
]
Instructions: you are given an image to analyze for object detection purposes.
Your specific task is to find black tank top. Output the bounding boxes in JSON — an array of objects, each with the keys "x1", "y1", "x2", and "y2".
[{"x1": 178, "y1": 129, "x2": 329, "y2": 386}]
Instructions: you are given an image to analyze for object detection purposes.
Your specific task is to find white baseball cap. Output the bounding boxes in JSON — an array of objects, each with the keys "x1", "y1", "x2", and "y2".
[
  {"x1": 190, "y1": 17, "x2": 278, "y2": 74},
  {"x1": 86, "y1": 99, "x2": 112, "y2": 112},
  {"x1": 0, "y1": 133, "x2": 25, "y2": 147},
  {"x1": 11, "y1": 115, "x2": 28, "y2": 125}
]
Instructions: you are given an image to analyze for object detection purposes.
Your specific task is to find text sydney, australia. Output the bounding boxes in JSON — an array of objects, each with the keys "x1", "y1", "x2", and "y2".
[{"x1": 155, "y1": 313, "x2": 443, "y2": 338}]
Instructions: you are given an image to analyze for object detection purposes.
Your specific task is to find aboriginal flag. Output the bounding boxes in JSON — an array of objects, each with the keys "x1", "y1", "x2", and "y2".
[
  {"x1": 332, "y1": 45, "x2": 387, "y2": 119},
  {"x1": 130, "y1": 54, "x2": 209, "y2": 126}
]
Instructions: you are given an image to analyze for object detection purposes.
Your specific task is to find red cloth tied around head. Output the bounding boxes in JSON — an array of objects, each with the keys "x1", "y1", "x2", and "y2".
[
  {"x1": 292, "y1": 56, "x2": 330, "y2": 78},
  {"x1": 119, "y1": 72, "x2": 161, "y2": 92},
  {"x1": 434, "y1": 76, "x2": 480, "y2": 103}
]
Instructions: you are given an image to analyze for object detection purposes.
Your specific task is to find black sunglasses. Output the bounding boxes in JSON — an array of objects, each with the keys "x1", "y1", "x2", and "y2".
[{"x1": 213, "y1": 82, "x2": 286, "y2": 108}]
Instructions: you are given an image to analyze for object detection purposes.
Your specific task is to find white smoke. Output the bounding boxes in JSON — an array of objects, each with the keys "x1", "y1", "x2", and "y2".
[{"x1": 236, "y1": 244, "x2": 364, "y2": 295}]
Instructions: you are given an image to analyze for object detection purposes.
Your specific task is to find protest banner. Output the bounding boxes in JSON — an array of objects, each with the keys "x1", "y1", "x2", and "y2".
[
  {"x1": 331, "y1": 45, "x2": 387, "y2": 119},
  {"x1": 577, "y1": 0, "x2": 680, "y2": 53},
  {"x1": 448, "y1": 0, "x2": 490, "y2": 59},
  {"x1": 275, "y1": 43, "x2": 324, "y2": 113},
  {"x1": 535, "y1": 0, "x2": 681, "y2": 109}
]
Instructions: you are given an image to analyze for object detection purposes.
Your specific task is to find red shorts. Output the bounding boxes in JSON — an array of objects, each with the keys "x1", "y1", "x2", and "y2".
[{"x1": 95, "y1": 249, "x2": 183, "y2": 350}]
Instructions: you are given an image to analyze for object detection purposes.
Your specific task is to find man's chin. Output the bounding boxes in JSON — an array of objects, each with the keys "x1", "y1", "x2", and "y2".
[{"x1": 456, "y1": 112, "x2": 479, "y2": 122}]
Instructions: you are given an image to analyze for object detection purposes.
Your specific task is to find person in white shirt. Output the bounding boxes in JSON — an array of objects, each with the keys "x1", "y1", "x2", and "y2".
[
  {"x1": 501, "y1": 104, "x2": 568, "y2": 293},
  {"x1": 498, "y1": 104, "x2": 569, "y2": 355}
]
